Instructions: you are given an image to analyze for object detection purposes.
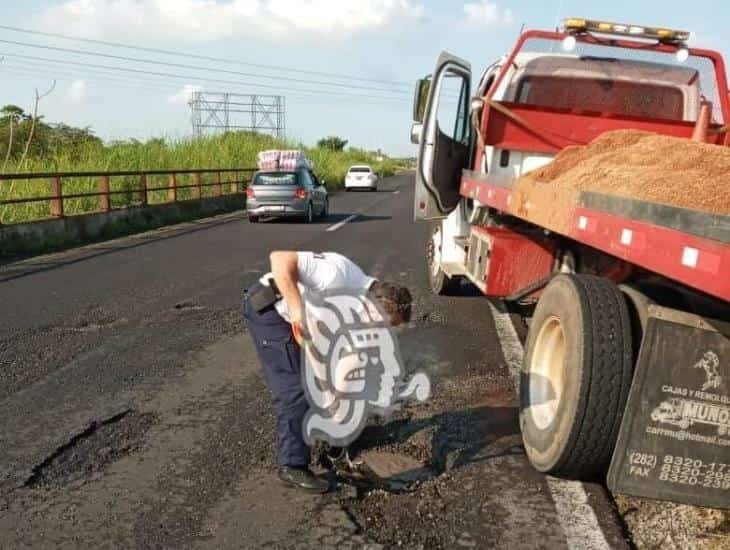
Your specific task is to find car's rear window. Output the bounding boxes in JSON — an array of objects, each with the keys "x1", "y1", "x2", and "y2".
[
  {"x1": 348, "y1": 167, "x2": 371, "y2": 173},
  {"x1": 254, "y1": 173, "x2": 298, "y2": 186}
]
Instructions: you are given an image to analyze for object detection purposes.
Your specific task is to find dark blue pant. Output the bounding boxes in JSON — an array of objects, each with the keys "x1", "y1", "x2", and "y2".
[{"x1": 243, "y1": 283, "x2": 309, "y2": 468}]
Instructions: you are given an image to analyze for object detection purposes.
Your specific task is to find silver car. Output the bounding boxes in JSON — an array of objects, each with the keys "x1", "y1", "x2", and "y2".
[{"x1": 246, "y1": 169, "x2": 329, "y2": 223}]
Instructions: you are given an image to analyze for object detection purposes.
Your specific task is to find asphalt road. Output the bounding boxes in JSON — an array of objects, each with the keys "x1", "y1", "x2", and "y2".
[{"x1": 0, "y1": 173, "x2": 630, "y2": 549}]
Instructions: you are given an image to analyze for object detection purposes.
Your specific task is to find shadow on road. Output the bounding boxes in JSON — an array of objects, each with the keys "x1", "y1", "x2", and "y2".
[
  {"x1": 343, "y1": 189, "x2": 400, "y2": 194},
  {"x1": 351, "y1": 404, "x2": 521, "y2": 475},
  {"x1": 255, "y1": 213, "x2": 392, "y2": 225},
  {"x1": 0, "y1": 213, "x2": 247, "y2": 283},
  {"x1": 0, "y1": 211, "x2": 393, "y2": 283}
]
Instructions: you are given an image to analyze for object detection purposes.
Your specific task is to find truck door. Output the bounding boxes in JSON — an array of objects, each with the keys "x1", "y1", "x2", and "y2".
[{"x1": 412, "y1": 52, "x2": 471, "y2": 221}]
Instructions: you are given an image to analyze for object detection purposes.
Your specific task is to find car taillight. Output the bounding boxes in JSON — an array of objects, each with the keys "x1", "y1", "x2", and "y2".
[
  {"x1": 295, "y1": 187, "x2": 307, "y2": 199},
  {"x1": 246, "y1": 186, "x2": 255, "y2": 198}
]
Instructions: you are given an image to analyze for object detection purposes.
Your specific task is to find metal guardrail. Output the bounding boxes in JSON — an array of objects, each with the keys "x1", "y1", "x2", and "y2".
[{"x1": 0, "y1": 168, "x2": 256, "y2": 224}]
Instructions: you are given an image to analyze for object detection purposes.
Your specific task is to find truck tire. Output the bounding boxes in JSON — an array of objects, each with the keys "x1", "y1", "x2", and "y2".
[
  {"x1": 619, "y1": 284, "x2": 654, "y2": 360},
  {"x1": 427, "y1": 224, "x2": 461, "y2": 295},
  {"x1": 249, "y1": 215, "x2": 259, "y2": 223},
  {"x1": 520, "y1": 274, "x2": 633, "y2": 480}
]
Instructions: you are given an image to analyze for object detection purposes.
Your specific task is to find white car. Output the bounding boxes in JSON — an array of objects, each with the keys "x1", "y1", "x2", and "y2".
[{"x1": 345, "y1": 165, "x2": 379, "y2": 191}]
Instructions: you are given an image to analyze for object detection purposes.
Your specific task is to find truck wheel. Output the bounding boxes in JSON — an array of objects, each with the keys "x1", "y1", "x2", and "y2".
[
  {"x1": 249, "y1": 215, "x2": 259, "y2": 223},
  {"x1": 619, "y1": 284, "x2": 653, "y2": 360},
  {"x1": 520, "y1": 274, "x2": 633, "y2": 480},
  {"x1": 427, "y1": 224, "x2": 460, "y2": 295}
]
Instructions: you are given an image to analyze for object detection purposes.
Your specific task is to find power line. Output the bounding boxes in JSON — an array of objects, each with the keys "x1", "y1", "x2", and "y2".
[
  {"x1": 0, "y1": 51, "x2": 412, "y2": 103},
  {"x1": 0, "y1": 24, "x2": 413, "y2": 88},
  {"x1": 0, "y1": 39, "x2": 410, "y2": 95},
  {"x1": 0, "y1": 63, "x2": 183, "y2": 97},
  {"x1": 0, "y1": 60, "x2": 410, "y2": 108}
]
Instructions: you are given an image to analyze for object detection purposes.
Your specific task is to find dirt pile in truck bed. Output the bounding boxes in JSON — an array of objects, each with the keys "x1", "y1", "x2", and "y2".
[{"x1": 520, "y1": 130, "x2": 730, "y2": 215}]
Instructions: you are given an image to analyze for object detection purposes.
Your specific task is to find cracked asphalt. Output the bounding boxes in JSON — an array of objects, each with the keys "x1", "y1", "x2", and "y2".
[{"x1": 1, "y1": 173, "x2": 726, "y2": 549}]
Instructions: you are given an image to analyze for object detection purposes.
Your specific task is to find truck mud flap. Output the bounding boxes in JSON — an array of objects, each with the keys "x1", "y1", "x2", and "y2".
[{"x1": 608, "y1": 305, "x2": 730, "y2": 509}]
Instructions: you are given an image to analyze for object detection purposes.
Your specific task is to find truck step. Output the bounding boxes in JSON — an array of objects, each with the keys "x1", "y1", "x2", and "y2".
[
  {"x1": 453, "y1": 236, "x2": 469, "y2": 250},
  {"x1": 441, "y1": 261, "x2": 467, "y2": 277}
]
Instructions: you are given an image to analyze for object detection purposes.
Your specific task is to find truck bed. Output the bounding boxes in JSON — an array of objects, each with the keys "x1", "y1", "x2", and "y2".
[{"x1": 461, "y1": 170, "x2": 730, "y2": 302}]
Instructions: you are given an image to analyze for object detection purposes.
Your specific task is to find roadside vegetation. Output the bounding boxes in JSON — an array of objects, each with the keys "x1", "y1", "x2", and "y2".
[{"x1": 0, "y1": 105, "x2": 405, "y2": 224}]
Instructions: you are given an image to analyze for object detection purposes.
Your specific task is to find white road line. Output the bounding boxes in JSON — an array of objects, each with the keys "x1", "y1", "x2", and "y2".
[
  {"x1": 326, "y1": 185, "x2": 401, "y2": 232},
  {"x1": 486, "y1": 300, "x2": 612, "y2": 550},
  {"x1": 486, "y1": 301, "x2": 524, "y2": 389},
  {"x1": 546, "y1": 478, "x2": 612, "y2": 550},
  {"x1": 326, "y1": 214, "x2": 358, "y2": 232}
]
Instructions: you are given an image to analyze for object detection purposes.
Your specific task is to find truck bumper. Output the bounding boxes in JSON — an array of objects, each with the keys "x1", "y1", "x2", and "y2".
[{"x1": 246, "y1": 199, "x2": 308, "y2": 217}]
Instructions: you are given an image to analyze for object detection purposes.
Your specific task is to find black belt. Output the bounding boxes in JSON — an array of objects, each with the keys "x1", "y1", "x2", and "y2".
[{"x1": 246, "y1": 279, "x2": 282, "y2": 312}]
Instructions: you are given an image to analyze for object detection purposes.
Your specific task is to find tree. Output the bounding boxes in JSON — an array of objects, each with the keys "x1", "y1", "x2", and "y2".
[
  {"x1": 1, "y1": 105, "x2": 25, "y2": 172},
  {"x1": 0, "y1": 102, "x2": 103, "y2": 171},
  {"x1": 1, "y1": 105, "x2": 26, "y2": 120},
  {"x1": 316, "y1": 136, "x2": 348, "y2": 152},
  {"x1": 18, "y1": 80, "x2": 56, "y2": 170},
  {"x1": 145, "y1": 137, "x2": 167, "y2": 148},
  {"x1": 49, "y1": 123, "x2": 102, "y2": 152},
  {"x1": 0, "y1": 112, "x2": 53, "y2": 166}
]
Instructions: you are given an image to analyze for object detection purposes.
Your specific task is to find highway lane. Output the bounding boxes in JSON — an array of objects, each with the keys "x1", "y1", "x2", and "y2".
[{"x1": 0, "y1": 173, "x2": 627, "y2": 549}]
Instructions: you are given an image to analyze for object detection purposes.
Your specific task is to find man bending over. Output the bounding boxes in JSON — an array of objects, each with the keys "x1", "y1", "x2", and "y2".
[{"x1": 243, "y1": 251, "x2": 412, "y2": 492}]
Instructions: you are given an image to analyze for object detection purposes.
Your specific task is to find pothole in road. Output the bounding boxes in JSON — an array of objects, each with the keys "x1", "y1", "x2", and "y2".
[
  {"x1": 67, "y1": 304, "x2": 125, "y2": 332},
  {"x1": 323, "y1": 399, "x2": 523, "y2": 500},
  {"x1": 173, "y1": 301, "x2": 207, "y2": 312},
  {"x1": 72, "y1": 319, "x2": 128, "y2": 333},
  {"x1": 24, "y1": 409, "x2": 158, "y2": 489},
  {"x1": 333, "y1": 402, "x2": 526, "y2": 548},
  {"x1": 412, "y1": 309, "x2": 446, "y2": 328}
]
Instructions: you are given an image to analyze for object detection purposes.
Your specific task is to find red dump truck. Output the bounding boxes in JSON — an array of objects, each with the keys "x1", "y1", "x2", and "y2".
[{"x1": 411, "y1": 18, "x2": 730, "y2": 508}]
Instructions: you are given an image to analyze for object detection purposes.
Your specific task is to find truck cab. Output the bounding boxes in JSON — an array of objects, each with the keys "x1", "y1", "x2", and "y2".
[
  {"x1": 483, "y1": 53, "x2": 701, "y2": 179},
  {"x1": 412, "y1": 20, "x2": 728, "y2": 294},
  {"x1": 411, "y1": 19, "x2": 730, "y2": 509}
]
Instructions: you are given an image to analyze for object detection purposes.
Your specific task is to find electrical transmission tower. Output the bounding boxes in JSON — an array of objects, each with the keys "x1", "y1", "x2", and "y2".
[{"x1": 189, "y1": 92, "x2": 286, "y2": 138}]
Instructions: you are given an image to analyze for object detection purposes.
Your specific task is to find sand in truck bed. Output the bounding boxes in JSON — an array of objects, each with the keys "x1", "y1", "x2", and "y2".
[{"x1": 517, "y1": 130, "x2": 730, "y2": 217}]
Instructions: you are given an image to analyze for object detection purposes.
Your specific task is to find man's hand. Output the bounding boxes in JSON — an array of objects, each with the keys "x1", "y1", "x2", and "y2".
[
  {"x1": 270, "y1": 251, "x2": 306, "y2": 345},
  {"x1": 291, "y1": 320, "x2": 305, "y2": 346}
]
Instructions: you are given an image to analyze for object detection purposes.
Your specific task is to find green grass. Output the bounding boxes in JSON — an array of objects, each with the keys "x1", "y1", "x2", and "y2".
[{"x1": 0, "y1": 132, "x2": 405, "y2": 224}]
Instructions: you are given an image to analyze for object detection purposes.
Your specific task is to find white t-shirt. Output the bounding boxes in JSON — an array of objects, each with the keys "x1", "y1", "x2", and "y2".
[{"x1": 262, "y1": 252, "x2": 376, "y2": 323}]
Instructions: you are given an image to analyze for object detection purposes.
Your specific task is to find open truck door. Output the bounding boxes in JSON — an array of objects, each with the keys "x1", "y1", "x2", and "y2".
[{"x1": 412, "y1": 52, "x2": 471, "y2": 221}]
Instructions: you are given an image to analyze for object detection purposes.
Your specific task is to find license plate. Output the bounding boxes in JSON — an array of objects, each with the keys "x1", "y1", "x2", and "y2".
[{"x1": 268, "y1": 206, "x2": 285, "y2": 212}]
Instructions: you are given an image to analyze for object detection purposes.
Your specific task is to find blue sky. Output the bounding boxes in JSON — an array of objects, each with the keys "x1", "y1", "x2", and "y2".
[{"x1": 0, "y1": 0, "x2": 727, "y2": 156}]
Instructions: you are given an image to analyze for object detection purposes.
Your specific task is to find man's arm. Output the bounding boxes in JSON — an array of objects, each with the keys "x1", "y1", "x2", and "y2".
[{"x1": 270, "y1": 250, "x2": 305, "y2": 331}]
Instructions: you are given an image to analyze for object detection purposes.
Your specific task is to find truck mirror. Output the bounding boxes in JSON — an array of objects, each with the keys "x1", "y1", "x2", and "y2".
[
  {"x1": 412, "y1": 78, "x2": 431, "y2": 123},
  {"x1": 410, "y1": 122, "x2": 423, "y2": 144}
]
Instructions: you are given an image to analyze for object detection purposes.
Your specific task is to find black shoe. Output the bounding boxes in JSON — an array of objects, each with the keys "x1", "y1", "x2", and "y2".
[{"x1": 278, "y1": 466, "x2": 329, "y2": 493}]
